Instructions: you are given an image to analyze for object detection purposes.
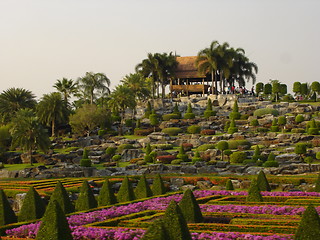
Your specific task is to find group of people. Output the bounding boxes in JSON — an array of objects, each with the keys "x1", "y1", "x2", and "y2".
[{"x1": 222, "y1": 86, "x2": 255, "y2": 96}]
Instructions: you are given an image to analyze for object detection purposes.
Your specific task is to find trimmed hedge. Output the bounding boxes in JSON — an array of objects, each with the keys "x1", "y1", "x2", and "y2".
[
  {"x1": 227, "y1": 140, "x2": 251, "y2": 150},
  {"x1": 179, "y1": 189, "x2": 203, "y2": 223},
  {"x1": 253, "y1": 108, "x2": 279, "y2": 117},
  {"x1": 135, "y1": 175, "x2": 153, "y2": 200},
  {"x1": 75, "y1": 180, "x2": 97, "y2": 211},
  {"x1": 162, "y1": 127, "x2": 183, "y2": 136},
  {"x1": 196, "y1": 144, "x2": 215, "y2": 152},
  {"x1": 152, "y1": 174, "x2": 167, "y2": 196},
  {"x1": 295, "y1": 204, "x2": 320, "y2": 239},
  {"x1": 162, "y1": 113, "x2": 181, "y2": 121},
  {"x1": 0, "y1": 189, "x2": 17, "y2": 226},
  {"x1": 117, "y1": 177, "x2": 135, "y2": 203},
  {"x1": 230, "y1": 151, "x2": 247, "y2": 163},
  {"x1": 98, "y1": 179, "x2": 117, "y2": 207},
  {"x1": 49, "y1": 181, "x2": 74, "y2": 214},
  {"x1": 187, "y1": 125, "x2": 201, "y2": 134}
]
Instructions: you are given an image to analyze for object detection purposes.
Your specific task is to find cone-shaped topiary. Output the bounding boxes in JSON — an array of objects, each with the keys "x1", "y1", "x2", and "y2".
[
  {"x1": 18, "y1": 186, "x2": 46, "y2": 222},
  {"x1": 0, "y1": 189, "x2": 17, "y2": 226},
  {"x1": 229, "y1": 100, "x2": 241, "y2": 120},
  {"x1": 257, "y1": 170, "x2": 271, "y2": 192},
  {"x1": 49, "y1": 181, "x2": 74, "y2": 214},
  {"x1": 295, "y1": 204, "x2": 320, "y2": 240},
  {"x1": 117, "y1": 177, "x2": 135, "y2": 203},
  {"x1": 134, "y1": 175, "x2": 153, "y2": 199},
  {"x1": 75, "y1": 180, "x2": 97, "y2": 211},
  {"x1": 152, "y1": 174, "x2": 167, "y2": 196},
  {"x1": 163, "y1": 200, "x2": 192, "y2": 240},
  {"x1": 314, "y1": 172, "x2": 320, "y2": 192},
  {"x1": 98, "y1": 179, "x2": 117, "y2": 207},
  {"x1": 178, "y1": 189, "x2": 203, "y2": 223},
  {"x1": 36, "y1": 200, "x2": 73, "y2": 240},
  {"x1": 140, "y1": 219, "x2": 170, "y2": 240},
  {"x1": 145, "y1": 143, "x2": 152, "y2": 155},
  {"x1": 246, "y1": 180, "x2": 263, "y2": 202},
  {"x1": 173, "y1": 103, "x2": 181, "y2": 118},
  {"x1": 225, "y1": 179, "x2": 234, "y2": 190},
  {"x1": 177, "y1": 144, "x2": 188, "y2": 162}
]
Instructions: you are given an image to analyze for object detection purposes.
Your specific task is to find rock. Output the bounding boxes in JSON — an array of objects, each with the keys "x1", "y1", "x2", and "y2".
[
  {"x1": 181, "y1": 185, "x2": 196, "y2": 191},
  {"x1": 13, "y1": 193, "x2": 27, "y2": 212},
  {"x1": 216, "y1": 161, "x2": 229, "y2": 168},
  {"x1": 244, "y1": 166, "x2": 263, "y2": 175},
  {"x1": 180, "y1": 165, "x2": 197, "y2": 174},
  {"x1": 197, "y1": 165, "x2": 217, "y2": 174},
  {"x1": 197, "y1": 180, "x2": 213, "y2": 190},
  {"x1": 275, "y1": 153, "x2": 300, "y2": 164},
  {"x1": 239, "y1": 180, "x2": 251, "y2": 189},
  {"x1": 170, "y1": 178, "x2": 185, "y2": 187},
  {"x1": 121, "y1": 149, "x2": 143, "y2": 162}
]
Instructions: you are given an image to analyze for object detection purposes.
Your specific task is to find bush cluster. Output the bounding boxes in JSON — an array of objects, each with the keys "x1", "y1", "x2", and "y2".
[
  {"x1": 253, "y1": 108, "x2": 279, "y2": 117},
  {"x1": 196, "y1": 144, "x2": 215, "y2": 152},
  {"x1": 134, "y1": 128, "x2": 153, "y2": 136},
  {"x1": 162, "y1": 113, "x2": 181, "y2": 121},
  {"x1": 227, "y1": 140, "x2": 251, "y2": 150},
  {"x1": 162, "y1": 127, "x2": 183, "y2": 136},
  {"x1": 187, "y1": 125, "x2": 201, "y2": 134},
  {"x1": 230, "y1": 151, "x2": 247, "y2": 163}
]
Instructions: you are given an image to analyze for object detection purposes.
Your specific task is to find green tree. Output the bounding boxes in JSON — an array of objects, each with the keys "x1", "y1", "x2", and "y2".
[
  {"x1": 178, "y1": 189, "x2": 203, "y2": 223},
  {"x1": 77, "y1": 72, "x2": 111, "y2": 105},
  {"x1": 117, "y1": 177, "x2": 135, "y2": 203},
  {"x1": 300, "y1": 83, "x2": 309, "y2": 99},
  {"x1": 280, "y1": 84, "x2": 287, "y2": 96},
  {"x1": 98, "y1": 179, "x2": 117, "y2": 206},
  {"x1": 0, "y1": 87, "x2": 36, "y2": 124},
  {"x1": 225, "y1": 179, "x2": 234, "y2": 190},
  {"x1": 295, "y1": 143, "x2": 307, "y2": 160},
  {"x1": 217, "y1": 141, "x2": 229, "y2": 161},
  {"x1": 140, "y1": 219, "x2": 170, "y2": 240},
  {"x1": 134, "y1": 175, "x2": 153, "y2": 199},
  {"x1": 293, "y1": 82, "x2": 301, "y2": 97},
  {"x1": 149, "y1": 110, "x2": 159, "y2": 131},
  {"x1": 37, "y1": 92, "x2": 69, "y2": 137},
  {"x1": 69, "y1": 104, "x2": 109, "y2": 136},
  {"x1": 121, "y1": 73, "x2": 150, "y2": 101},
  {"x1": 314, "y1": 172, "x2": 320, "y2": 192},
  {"x1": 49, "y1": 181, "x2": 74, "y2": 214},
  {"x1": 152, "y1": 174, "x2": 167, "y2": 195},
  {"x1": 271, "y1": 80, "x2": 281, "y2": 102},
  {"x1": 264, "y1": 83, "x2": 272, "y2": 96},
  {"x1": 256, "y1": 170, "x2": 271, "y2": 191},
  {"x1": 295, "y1": 204, "x2": 320, "y2": 240},
  {"x1": 311, "y1": 81, "x2": 320, "y2": 102},
  {"x1": 246, "y1": 180, "x2": 263, "y2": 202},
  {"x1": 53, "y1": 78, "x2": 78, "y2": 104},
  {"x1": 256, "y1": 82, "x2": 264, "y2": 96},
  {"x1": 10, "y1": 109, "x2": 50, "y2": 166},
  {"x1": 75, "y1": 180, "x2": 97, "y2": 211},
  {"x1": 229, "y1": 100, "x2": 240, "y2": 120}
]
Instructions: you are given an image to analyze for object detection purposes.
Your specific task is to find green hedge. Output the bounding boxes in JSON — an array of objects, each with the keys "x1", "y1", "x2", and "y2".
[
  {"x1": 253, "y1": 108, "x2": 279, "y2": 117},
  {"x1": 162, "y1": 127, "x2": 183, "y2": 136},
  {"x1": 196, "y1": 144, "x2": 215, "y2": 152},
  {"x1": 162, "y1": 113, "x2": 181, "y2": 121}
]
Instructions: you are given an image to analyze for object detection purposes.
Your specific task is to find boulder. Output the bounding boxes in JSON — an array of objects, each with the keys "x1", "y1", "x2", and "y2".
[
  {"x1": 121, "y1": 149, "x2": 143, "y2": 161},
  {"x1": 196, "y1": 180, "x2": 213, "y2": 190},
  {"x1": 181, "y1": 185, "x2": 197, "y2": 191}
]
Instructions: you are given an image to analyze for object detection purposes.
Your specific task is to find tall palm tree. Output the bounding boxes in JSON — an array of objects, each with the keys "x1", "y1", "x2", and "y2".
[
  {"x1": 37, "y1": 92, "x2": 69, "y2": 137},
  {"x1": 77, "y1": 72, "x2": 111, "y2": 105},
  {"x1": 121, "y1": 73, "x2": 150, "y2": 101},
  {"x1": 0, "y1": 88, "x2": 36, "y2": 123},
  {"x1": 10, "y1": 109, "x2": 50, "y2": 165},
  {"x1": 195, "y1": 41, "x2": 220, "y2": 95},
  {"x1": 108, "y1": 85, "x2": 136, "y2": 135},
  {"x1": 53, "y1": 78, "x2": 78, "y2": 104}
]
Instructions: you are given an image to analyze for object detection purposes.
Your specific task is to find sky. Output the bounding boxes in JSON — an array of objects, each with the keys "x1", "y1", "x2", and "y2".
[{"x1": 0, "y1": 0, "x2": 319, "y2": 99}]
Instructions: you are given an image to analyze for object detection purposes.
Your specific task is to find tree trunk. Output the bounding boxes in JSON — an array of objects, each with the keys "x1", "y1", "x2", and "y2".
[
  {"x1": 161, "y1": 81, "x2": 165, "y2": 99},
  {"x1": 29, "y1": 149, "x2": 33, "y2": 166},
  {"x1": 51, "y1": 119, "x2": 55, "y2": 137}
]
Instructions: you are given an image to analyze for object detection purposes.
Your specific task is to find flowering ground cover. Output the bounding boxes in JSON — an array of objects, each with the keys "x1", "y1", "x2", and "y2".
[{"x1": 5, "y1": 189, "x2": 318, "y2": 239}]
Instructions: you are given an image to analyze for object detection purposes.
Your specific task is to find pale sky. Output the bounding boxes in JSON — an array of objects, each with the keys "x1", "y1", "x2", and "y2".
[{"x1": 0, "y1": 0, "x2": 319, "y2": 98}]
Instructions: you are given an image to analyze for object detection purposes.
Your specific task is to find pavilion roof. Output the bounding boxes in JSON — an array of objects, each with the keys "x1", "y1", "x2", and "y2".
[{"x1": 175, "y1": 56, "x2": 206, "y2": 79}]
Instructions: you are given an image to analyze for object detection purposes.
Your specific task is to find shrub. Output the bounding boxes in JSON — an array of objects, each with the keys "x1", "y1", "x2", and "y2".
[
  {"x1": 204, "y1": 110, "x2": 216, "y2": 119},
  {"x1": 182, "y1": 143, "x2": 193, "y2": 151},
  {"x1": 144, "y1": 154, "x2": 153, "y2": 163},
  {"x1": 263, "y1": 161, "x2": 279, "y2": 167},
  {"x1": 314, "y1": 173, "x2": 320, "y2": 192},
  {"x1": 252, "y1": 145, "x2": 262, "y2": 162},
  {"x1": 80, "y1": 159, "x2": 92, "y2": 167},
  {"x1": 140, "y1": 219, "x2": 169, "y2": 240},
  {"x1": 295, "y1": 143, "x2": 307, "y2": 155},
  {"x1": 179, "y1": 189, "x2": 203, "y2": 223},
  {"x1": 217, "y1": 141, "x2": 229, "y2": 161},
  {"x1": 98, "y1": 179, "x2": 117, "y2": 207},
  {"x1": 228, "y1": 127, "x2": 238, "y2": 134},
  {"x1": 135, "y1": 175, "x2": 153, "y2": 199},
  {"x1": 192, "y1": 151, "x2": 203, "y2": 164},
  {"x1": 173, "y1": 103, "x2": 181, "y2": 118},
  {"x1": 117, "y1": 144, "x2": 134, "y2": 152},
  {"x1": 227, "y1": 140, "x2": 251, "y2": 150},
  {"x1": 278, "y1": 116, "x2": 287, "y2": 125},
  {"x1": 224, "y1": 121, "x2": 230, "y2": 132},
  {"x1": 18, "y1": 186, "x2": 46, "y2": 222},
  {"x1": 117, "y1": 177, "x2": 135, "y2": 203},
  {"x1": 134, "y1": 128, "x2": 153, "y2": 136},
  {"x1": 257, "y1": 127, "x2": 269, "y2": 132},
  {"x1": 162, "y1": 113, "x2": 181, "y2": 121},
  {"x1": 292, "y1": 128, "x2": 305, "y2": 133},
  {"x1": 149, "y1": 112, "x2": 159, "y2": 128},
  {"x1": 98, "y1": 129, "x2": 107, "y2": 136},
  {"x1": 200, "y1": 129, "x2": 216, "y2": 135},
  {"x1": 184, "y1": 113, "x2": 195, "y2": 119},
  {"x1": 36, "y1": 200, "x2": 73, "y2": 240},
  {"x1": 144, "y1": 101, "x2": 152, "y2": 118},
  {"x1": 270, "y1": 126, "x2": 279, "y2": 132},
  {"x1": 256, "y1": 170, "x2": 271, "y2": 191},
  {"x1": 229, "y1": 112, "x2": 241, "y2": 120},
  {"x1": 163, "y1": 200, "x2": 192, "y2": 240},
  {"x1": 75, "y1": 180, "x2": 97, "y2": 211},
  {"x1": 308, "y1": 128, "x2": 319, "y2": 135},
  {"x1": 225, "y1": 179, "x2": 234, "y2": 190},
  {"x1": 0, "y1": 189, "x2": 17, "y2": 226},
  {"x1": 246, "y1": 180, "x2": 263, "y2": 202},
  {"x1": 152, "y1": 174, "x2": 166, "y2": 195},
  {"x1": 177, "y1": 145, "x2": 189, "y2": 161},
  {"x1": 196, "y1": 144, "x2": 215, "y2": 152},
  {"x1": 156, "y1": 155, "x2": 176, "y2": 164},
  {"x1": 171, "y1": 159, "x2": 182, "y2": 165},
  {"x1": 187, "y1": 125, "x2": 201, "y2": 134},
  {"x1": 129, "y1": 158, "x2": 144, "y2": 164},
  {"x1": 295, "y1": 114, "x2": 305, "y2": 123},
  {"x1": 145, "y1": 143, "x2": 152, "y2": 155},
  {"x1": 112, "y1": 154, "x2": 121, "y2": 162},
  {"x1": 316, "y1": 152, "x2": 320, "y2": 160},
  {"x1": 250, "y1": 119, "x2": 259, "y2": 127},
  {"x1": 82, "y1": 148, "x2": 89, "y2": 159},
  {"x1": 105, "y1": 147, "x2": 117, "y2": 157},
  {"x1": 253, "y1": 108, "x2": 279, "y2": 117},
  {"x1": 295, "y1": 204, "x2": 320, "y2": 240},
  {"x1": 267, "y1": 152, "x2": 276, "y2": 161},
  {"x1": 162, "y1": 127, "x2": 183, "y2": 136},
  {"x1": 230, "y1": 151, "x2": 247, "y2": 163},
  {"x1": 49, "y1": 181, "x2": 74, "y2": 214}
]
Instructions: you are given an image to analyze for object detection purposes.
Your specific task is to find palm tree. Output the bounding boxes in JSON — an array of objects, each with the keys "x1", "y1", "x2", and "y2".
[
  {"x1": 108, "y1": 85, "x2": 136, "y2": 135},
  {"x1": 121, "y1": 73, "x2": 150, "y2": 101},
  {"x1": 53, "y1": 78, "x2": 78, "y2": 104},
  {"x1": 195, "y1": 41, "x2": 220, "y2": 95},
  {"x1": 77, "y1": 72, "x2": 111, "y2": 105},
  {"x1": 37, "y1": 92, "x2": 69, "y2": 137},
  {"x1": 0, "y1": 88, "x2": 36, "y2": 123},
  {"x1": 10, "y1": 109, "x2": 50, "y2": 166}
]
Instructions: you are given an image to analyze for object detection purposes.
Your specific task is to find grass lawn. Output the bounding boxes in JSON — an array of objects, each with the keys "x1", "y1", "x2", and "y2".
[
  {"x1": 123, "y1": 135, "x2": 146, "y2": 140},
  {"x1": 3, "y1": 163, "x2": 45, "y2": 171}
]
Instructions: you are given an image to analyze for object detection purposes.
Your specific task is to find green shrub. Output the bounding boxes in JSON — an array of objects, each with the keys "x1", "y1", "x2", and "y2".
[
  {"x1": 225, "y1": 179, "x2": 234, "y2": 190},
  {"x1": 217, "y1": 141, "x2": 229, "y2": 161},
  {"x1": 196, "y1": 144, "x2": 215, "y2": 152},
  {"x1": 278, "y1": 116, "x2": 287, "y2": 125},
  {"x1": 82, "y1": 148, "x2": 89, "y2": 159},
  {"x1": 263, "y1": 161, "x2": 279, "y2": 167},
  {"x1": 179, "y1": 189, "x2": 203, "y2": 223},
  {"x1": 173, "y1": 103, "x2": 181, "y2": 116},
  {"x1": 152, "y1": 174, "x2": 167, "y2": 195},
  {"x1": 152, "y1": 144, "x2": 174, "y2": 150},
  {"x1": 295, "y1": 114, "x2": 305, "y2": 123},
  {"x1": 134, "y1": 175, "x2": 153, "y2": 199},
  {"x1": 117, "y1": 177, "x2": 135, "y2": 203},
  {"x1": 145, "y1": 143, "x2": 152, "y2": 155},
  {"x1": 177, "y1": 145, "x2": 189, "y2": 162},
  {"x1": 257, "y1": 127, "x2": 269, "y2": 132},
  {"x1": 144, "y1": 101, "x2": 152, "y2": 118},
  {"x1": 257, "y1": 170, "x2": 271, "y2": 192},
  {"x1": 144, "y1": 154, "x2": 153, "y2": 163},
  {"x1": 36, "y1": 200, "x2": 73, "y2": 240},
  {"x1": 149, "y1": 112, "x2": 160, "y2": 127},
  {"x1": 228, "y1": 127, "x2": 238, "y2": 134},
  {"x1": 227, "y1": 140, "x2": 251, "y2": 150},
  {"x1": 98, "y1": 179, "x2": 117, "y2": 207},
  {"x1": 186, "y1": 103, "x2": 193, "y2": 113},
  {"x1": 230, "y1": 151, "x2": 247, "y2": 163},
  {"x1": 163, "y1": 200, "x2": 192, "y2": 240},
  {"x1": 295, "y1": 143, "x2": 307, "y2": 155},
  {"x1": 140, "y1": 219, "x2": 169, "y2": 240},
  {"x1": 49, "y1": 181, "x2": 74, "y2": 214},
  {"x1": 75, "y1": 180, "x2": 97, "y2": 211},
  {"x1": 156, "y1": 155, "x2": 176, "y2": 164},
  {"x1": 112, "y1": 154, "x2": 121, "y2": 161},
  {"x1": 184, "y1": 113, "x2": 196, "y2": 119},
  {"x1": 252, "y1": 145, "x2": 262, "y2": 162},
  {"x1": 314, "y1": 173, "x2": 320, "y2": 192},
  {"x1": 250, "y1": 119, "x2": 259, "y2": 127},
  {"x1": 246, "y1": 180, "x2": 263, "y2": 202},
  {"x1": 292, "y1": 128, "x2": 305, "y2": 133},
  {"x1": 162, "y1": 113, "x2": 181, "y2": 121},
  {"x1": 18, "y1": 186, "x2": 46, "y2": 222},
  {"x1": 243, "y1": 159, "x2": 255, "y2": 164},
  {"x1": 229, "y1": 112, "x2": 241, "y2": 120},
  {"x1": 308, "y1": 128, "x2": 319, "y2": 135},
  {"x1": 268, "y1": 152, "x2": 276, "y2": 161},
  {"x1": 171, "y1": 159, "x2": 182, "y2": 165},
  {"x1": 192, "y1": 151, "x2": 202, "y2": 164},
  {"x1": 253, "y1": 108, "x2": 279, "y2": 117},
  {"x1": 134, "y1": 128, "x2": 153, "y2": 136},
  {"x1": 187, "y1": 125, "x2": 201, "y2": 134},
  {"x1": 270, "y1": 126, "x2": 279, "y2": 132},
  {"x1": 0, "y1": 189, "x2": 17, "y2": 226},
  {"x1": 117, "y1": 144, "x2": 134, "y2": 152},
  {"x1": 80, "y1": 158, "x2": 92, "y2": 167},
  {"x1": 98, "y1": 129, "x2": 107, "y2": 136},
  {"x1": 162, "y1": 127, "x2": 183, "y2": 136},
  {"x1": 204, "y1": 110, "x2": 216, "y2": 119},
  {"x1": 106, "y1": 147, "x2": 117, "y2": 157},
  {"x1": 295, "y1": 204, "x2": 320, "y2": 240}
]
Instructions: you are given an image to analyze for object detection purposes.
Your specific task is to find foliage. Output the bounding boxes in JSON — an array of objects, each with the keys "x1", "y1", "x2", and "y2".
[
  {"x1": 187, "y1": 125, "x2": 201, "y2": 134},
  {"x1": 246, "y1": 180, "x2": 263, "y2": 202},
  {"x1": 295, "y1": 204, "x2": 320, "y2": 240},
  {"x1": 257, "y1": 170, "x2": 271, "y2": 192},
  {"x1": 227, "y1": 140, "x2": 251, "y2": 150},
  {"x1": 192, "y1": 151, "x2": 203, "y2": 163},
  {"x1": 0, "y1": 125, "x2": 12, "y2": 150},
  {"x1": 250, "y1": 119, "x2": 259, "y2": 127},
  {"x1": 262, "y1": 160, "x2": 279, "y2": 167},
  {"x1": 36, "y1": 200, "x2": 73, "y2": 240},
  {"x1": 162, "y1": 113, "x2": 181, "y2": 121},
  {"x1": 256, "y1": 82, "x2": 264, "y2": 95},
  {"x1": 53, "y1": 78, "x2": 78, "y2": 104},
  {"x1": 162, "y1": 127, "x2": 183, "y2": 136},
  {"x1": 0, "y1": 189, "x2": 17, "y2": 226},
  {"x1": 293, "y1": 82, "x2": 301, "y2": 95},
  {"x1": 184, "y1": 113, "x2": 195, "y2": 119},
  {"x1": 80, "y1": 159, "x2": 92, "y2": 167},
  {"x1": 230, "y1": 151, "x2": 247, "y2": 163},
  {"x1": 225, "y1": 179, "x2": 234, "y2": 190},
  {"x1": 252, "y1": 145, "x2": 262, "y2": 162},
  {"x1": 204, "y1": 110, "x2": 216, "y2": 119},
  {"x1": 179, "y1": 189, "x2": 203, "y2": 223},
  {"x1": 121, "y1": 73, "x2": 150, "y2": 101},
  {"x1": 253, "y1": 108, "x2": 279, "y2": 117},
  {"x1": 49, "y1": 181, "x2": 74, "y2": 214},
  {"x1": 295, "y1": 143, "x2": 307, "y2": 155},
  {"x1": 217, "y1": 140, "x2": 229, "y2": 161},
  {"x1": 264, "y1": 83, "x2": 272, "y2": 95},
  {"x1": 98, "y1": 179, "x2": 117, "y2": 206},
  {"x1": 106, "y1": 147, "x2": 117, "y2": 157},
  {"x1": 227, "y1": 119, "x2": 238, "y2": 134},
  {"x1": 145, "y1": 143, "x2": 152, "y2": 155},
  {"x1": 229, "y1": 100, "x2": 240, "y2": 120},
  {"x1": 140, "y1": 219, "x2": 169, "y2": 240},
  {"x1": 149, "y1": 112, "x2": 159, "y2": 127},
  {"x1": 117, "y1": 144, "x2": 134, "y2": 153},
  {"x1": 152, "y1": 174, "x2": 167, "y2": 195},
  {"x1": 278, "y1": 116, "x2": 287, "y2": 126},
  {"x1": 117, "y1": 177, "x2": 135, "y2": 203},
  {"x1": 196, "y1": 144, "x2": 215, "y2": 152},
  {"x1": 112, "y1": 154, "x2": 121, "y2": 162},
  {"x1": 144, "y1": 101, "x2": 152, "y2": 118},
  {"x1": 135, "y1": 175, "x2": 153, "y2": 199},
  {"x1": 75, "y1": 180, "x2": 97, "y2": 211},
  {"x1": 176, "y1": 145, "x2": 188, "y2": 162},
  {"x1": 315, "y1": 173, "x2": 320, "y2": 192},
  {"x1": 295, "y1": 114, "x2": 305, "y2": 123},
  {"x1": 18, "y1": 186, "x2": 46, "y2": 222},
  {"x1": 134, "y1": 128, "x2": 153, "y2": 136}
]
